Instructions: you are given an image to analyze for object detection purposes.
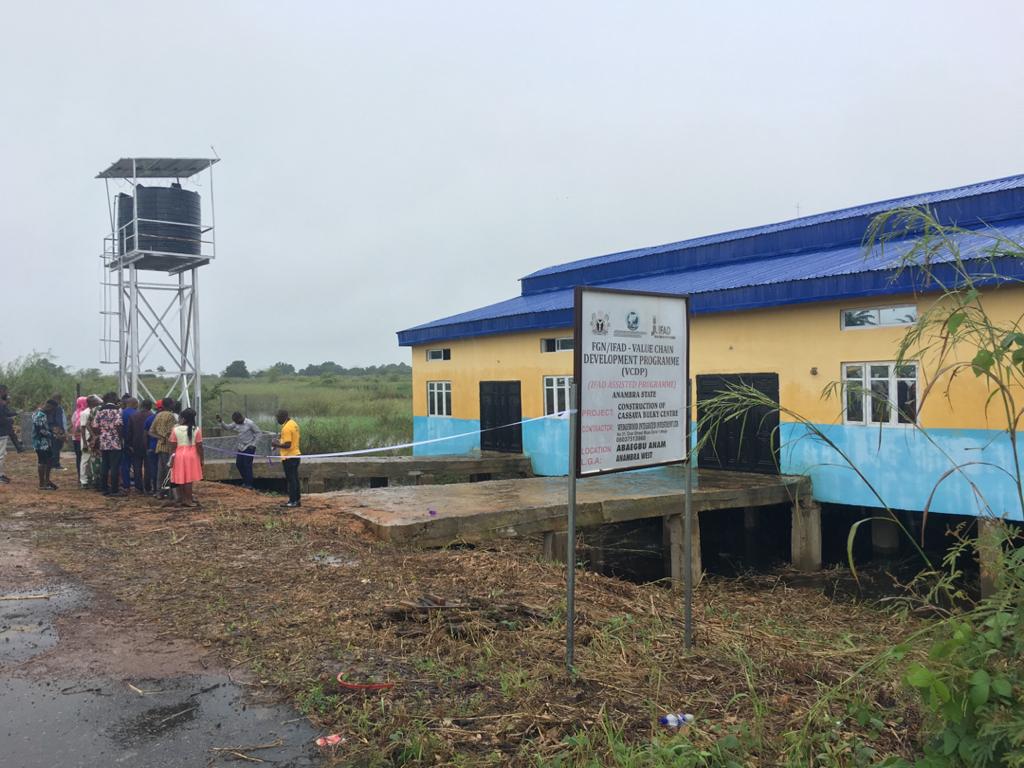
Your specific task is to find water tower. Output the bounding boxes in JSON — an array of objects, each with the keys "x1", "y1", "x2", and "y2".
[{"x1": 96, "y1": 157, "x2": 218, "y2": 422}]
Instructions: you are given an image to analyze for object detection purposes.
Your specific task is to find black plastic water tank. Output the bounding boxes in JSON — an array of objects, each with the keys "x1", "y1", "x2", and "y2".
[{"x1": 117, "y1": 183, "x2": 201, "y2": 256}]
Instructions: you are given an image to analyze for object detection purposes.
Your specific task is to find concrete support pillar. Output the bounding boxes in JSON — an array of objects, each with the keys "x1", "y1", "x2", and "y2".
[
  {"x1": 790, "y1": 496, "x2": 822, "y2": 571},
  {"x1": 666, "y1": 512, "x2": 702, "y2": 591},
  {"x1": 743, "y1": 506, "x2": 759, "y2": 563},
  {"x1": 543, "y1": 531, "x2": 568, "y2": 564},
  {"x1": 870, "y1": 515, "x2": 901, "y2": 560},
  {"x1": 977, "y1": 517, "x2": 1004, "y2": 598},
  {"x1": 743, "y1": 507, "x2": 758, "y2": 530},
  {"x1": 586, "y1": 528, "x2": 606, "y2": 573}
]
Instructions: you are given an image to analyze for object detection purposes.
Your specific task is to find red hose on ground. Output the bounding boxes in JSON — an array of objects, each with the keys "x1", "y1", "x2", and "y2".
[{"x1": 336, "y1": 671, "x2": 396, "y2": 691}]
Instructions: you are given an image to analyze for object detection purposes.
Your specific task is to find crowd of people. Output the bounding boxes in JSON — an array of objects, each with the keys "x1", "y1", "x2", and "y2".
[{"x1": 0, "y1": 385, "x2": 303, "y2": 509}]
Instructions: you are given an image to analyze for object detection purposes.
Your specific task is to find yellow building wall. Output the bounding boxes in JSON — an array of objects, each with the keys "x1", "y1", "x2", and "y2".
[
  {"x1": 412, "y1": 330, "x2": 573, "y2": 420},
  {"x1": 410, "y1": 285, "x2": 1024, "y2": 430}
]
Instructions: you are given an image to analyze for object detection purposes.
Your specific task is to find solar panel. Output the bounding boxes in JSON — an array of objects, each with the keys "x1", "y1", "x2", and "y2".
[{"x1": 96, "y1": 158, "x2": 218, "y2": 179}]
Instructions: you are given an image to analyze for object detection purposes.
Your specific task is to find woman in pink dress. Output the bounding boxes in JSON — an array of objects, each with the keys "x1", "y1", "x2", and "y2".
[{"x1": 169, "y1": 408, "x2": 204, "y2": 507}]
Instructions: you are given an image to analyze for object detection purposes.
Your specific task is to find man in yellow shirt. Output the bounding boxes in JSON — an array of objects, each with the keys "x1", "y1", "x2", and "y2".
[{"x1": 271, "y1": 409, "x2": 301, "y2": 508}]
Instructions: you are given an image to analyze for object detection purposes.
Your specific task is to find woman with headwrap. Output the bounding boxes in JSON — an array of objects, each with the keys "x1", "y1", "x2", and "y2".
[{"x1": 79, "y1": 395, "x2": 102, "y2": 489}]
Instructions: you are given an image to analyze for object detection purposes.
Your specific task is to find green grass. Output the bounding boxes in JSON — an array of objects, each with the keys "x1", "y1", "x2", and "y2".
[
  {"x1": 208, "y1": 373, "x2": 412, "y2": 454},
  {"x1": 0, "y1": 355, "x2": 412, "y2": 455}
]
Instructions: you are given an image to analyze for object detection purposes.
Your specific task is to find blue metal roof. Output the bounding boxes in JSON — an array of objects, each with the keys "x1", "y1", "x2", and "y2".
[
  {"x1": 398, "y1": 175, "x2": 1024, "y2": 347},
  {"x1": 521, "y1": 174, "x2": 1024, "y2": 294}
]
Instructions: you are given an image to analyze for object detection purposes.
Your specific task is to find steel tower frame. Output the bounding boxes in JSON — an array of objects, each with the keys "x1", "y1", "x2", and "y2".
[{"x1": 96, "y1": 157, "x2": 218, "y2": 424}]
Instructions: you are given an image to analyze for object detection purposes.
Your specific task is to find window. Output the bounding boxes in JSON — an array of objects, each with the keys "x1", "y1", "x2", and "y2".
[
  {"x1": 541, "y1": 337, "x2": 574, "y2": 353},
  {"x1": 543, "y1": 375, "x2": 573, "y2": 415},
  {"x1": 426, "y1": 348, "x2": 451, "y2": 361},
  {"x1": 843, "y1": 362, "x2": 917, "y2": 425},
  {"x1": 841, "y1": 305, "x2": 917, "y2": 329},
  {"x1": 427, "y1": 381, "x2": 452, "y2": 416}
]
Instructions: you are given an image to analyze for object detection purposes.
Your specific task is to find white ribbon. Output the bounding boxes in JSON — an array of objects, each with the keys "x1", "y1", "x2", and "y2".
[{"x1": 204, "y1": 410, "x2": 573, "y2": 461}]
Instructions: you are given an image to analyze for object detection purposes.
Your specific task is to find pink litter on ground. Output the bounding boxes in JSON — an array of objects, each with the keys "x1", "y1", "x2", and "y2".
[
  {"x1": 315, "y1": 734, "x2": 344, "y2": 747},
  {"x1": 428, "y1": 508, "x2": 438, "y2": 516}
]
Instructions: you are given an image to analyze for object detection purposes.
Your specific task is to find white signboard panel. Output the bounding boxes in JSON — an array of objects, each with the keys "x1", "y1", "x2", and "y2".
[{"x1": 574, "y1": 287, "x2": 689, "y2": 476}]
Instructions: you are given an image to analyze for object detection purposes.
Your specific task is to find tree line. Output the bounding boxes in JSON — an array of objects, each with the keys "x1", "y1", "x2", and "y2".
[
  {"x1": 0, "y1": 354, "x2": 412, "y2": 411},
  {"x1": 222, "y1": 360, "x2": 411, "y2": 378}
]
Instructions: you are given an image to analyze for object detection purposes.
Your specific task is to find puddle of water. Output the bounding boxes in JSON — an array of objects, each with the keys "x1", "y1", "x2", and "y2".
[
  {"x1": 0, "y1": 674, "x2": 319, "y2": 767},
  {"x1": 109, "y1": 700, "x2": 201, "y2": 744},
  {"x1": 310, "y1": 554, "x2": 358, "y2": 568},
  {"x1": 0, "y1": 585, "x2": 90, "y2": 664}
]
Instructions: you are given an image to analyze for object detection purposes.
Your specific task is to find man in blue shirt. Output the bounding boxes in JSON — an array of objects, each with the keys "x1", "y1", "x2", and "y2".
[
  {"x1": 144, "y1": 402, "x2": 159, "y2": 494},
  {"x1": 120, "y1": 397, "x2": 137, "y2": 490},
  {"x1": 47, "y1": 393, "x2": 67, "y2": 470},
  {"x1": 129, "y1": 399, "x2": 153, "y2": 493}
]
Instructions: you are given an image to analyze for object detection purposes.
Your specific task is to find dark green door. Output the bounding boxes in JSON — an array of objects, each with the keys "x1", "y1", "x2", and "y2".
[
  {"x1": 479, "y1": 381, "x2": 523, "y2": 453},
  {"x1": 696, "y1": 373, "x2": 780, "y2": 474}
]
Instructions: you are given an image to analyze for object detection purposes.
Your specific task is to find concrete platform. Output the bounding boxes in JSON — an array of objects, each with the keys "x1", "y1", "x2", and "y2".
[
  {"x1": 203, "y1": 453, "x2": 533, "y2": 491},
  {"x1": 325, "y1": 466, "x2": 809, "y2": 537},
  {"x1": 322, "y1": 467, "x2": 819, "y2": 584}
]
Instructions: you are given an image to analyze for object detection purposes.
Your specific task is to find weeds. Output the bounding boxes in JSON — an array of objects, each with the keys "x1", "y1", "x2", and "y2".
[{"x1": 542, "y1": 712, "x2": 753, "y2": 768}]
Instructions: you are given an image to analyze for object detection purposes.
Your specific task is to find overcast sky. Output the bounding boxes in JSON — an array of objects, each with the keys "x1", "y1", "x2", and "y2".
[{"x1": 2, "y1": 1, "x2": 1022, "y2": 374}]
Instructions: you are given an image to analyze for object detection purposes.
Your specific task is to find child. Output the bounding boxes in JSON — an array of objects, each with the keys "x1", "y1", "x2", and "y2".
[{"x1": 169, "y1": 407, "x2": 204, "y2": 507}]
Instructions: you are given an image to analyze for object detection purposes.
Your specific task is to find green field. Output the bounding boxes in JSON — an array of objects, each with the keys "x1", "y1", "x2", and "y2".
[
  {"x1": 0, "y1": 355, "x2": 413, "y2": 456},
  {"x1": 207, "y1": 373, "x2": 413, "y2": 454}
]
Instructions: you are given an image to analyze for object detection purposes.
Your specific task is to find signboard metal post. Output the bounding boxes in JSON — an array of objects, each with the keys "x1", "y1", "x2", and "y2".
[
  {"x1": 565, "y1": 381, "x2": 578, "y2": 671},
  {"x1": 684, "y1": 453, "x2": 694, "y2": 649}
]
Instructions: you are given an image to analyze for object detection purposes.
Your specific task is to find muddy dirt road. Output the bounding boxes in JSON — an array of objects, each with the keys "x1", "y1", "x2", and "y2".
[{"x1": 0, "y1": 459, "x2": 320, "y2": 768}]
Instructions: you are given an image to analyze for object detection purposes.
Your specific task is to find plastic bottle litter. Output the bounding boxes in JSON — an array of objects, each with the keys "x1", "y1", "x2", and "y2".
[
  {"x1": 659, "y1": 713, "x2": 695, "y2": 728},
  {"x1": 315, "y1": 734, "x2": 345, "y2": 747}
]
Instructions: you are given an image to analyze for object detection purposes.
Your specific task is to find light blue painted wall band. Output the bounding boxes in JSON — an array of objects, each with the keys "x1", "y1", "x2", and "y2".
[
  {"x1": 522, "y1": 417, "x2": 570, "y2": 476},
  {"x1": 413, "y1": 416, "x2": 482, "y2": 456},
  {"x1": 780, "y1": 423, "x2": 1024, "y2": 521}
]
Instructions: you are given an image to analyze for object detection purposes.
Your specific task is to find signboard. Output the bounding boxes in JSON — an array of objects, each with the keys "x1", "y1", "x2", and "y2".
[{"x1": 574, "y1": 287, "x2": 689, "y2": 477}]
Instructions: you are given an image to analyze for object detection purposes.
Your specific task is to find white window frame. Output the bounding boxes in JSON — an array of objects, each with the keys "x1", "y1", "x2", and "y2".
[
  {"x1": 427, "y1": 380, "x2": 452, "y2": 416},
  {"x1": 543, "y1": 375, "x2": 573, "y2": 416},
  {"x1": 426, "y1": 348, "x2": 451, "y2": 361},
  {"x1": 540, "y1": 337, "x2": 574, "y2": 353},
  {"x1": 840, "y1": 304, "x2": 918, "y2": 330},
  {"x1": 842, "y1": 361, "x2": 918, "y2": 426}
]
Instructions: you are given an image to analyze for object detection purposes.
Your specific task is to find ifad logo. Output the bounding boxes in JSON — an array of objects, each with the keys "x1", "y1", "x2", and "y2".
[{"x1": 651, "y1": 315, "x2": 674, "y2": 338}]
